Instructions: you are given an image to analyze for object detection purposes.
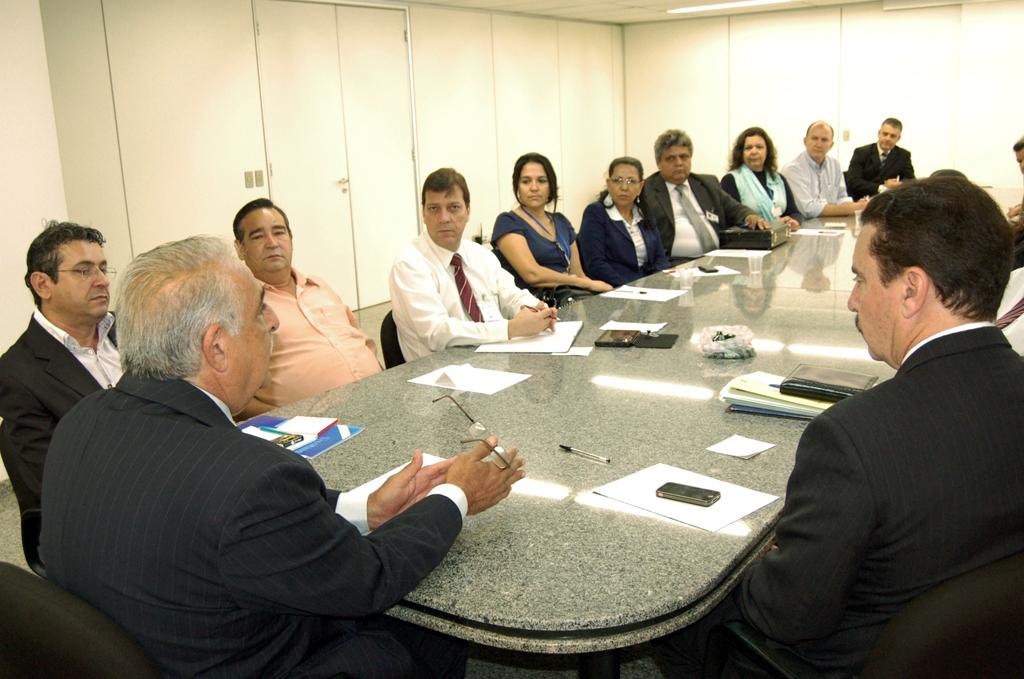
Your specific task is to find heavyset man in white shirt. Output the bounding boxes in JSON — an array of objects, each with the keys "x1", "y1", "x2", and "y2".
[{"x1": 389, "y1": 167, "x2": 557, "y2": 361}]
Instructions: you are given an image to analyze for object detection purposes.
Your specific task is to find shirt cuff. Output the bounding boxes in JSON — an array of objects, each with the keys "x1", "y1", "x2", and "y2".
[
  {"x1": 429, "y1": 483, "x2": 468, "y2": 522},
  {"x1": 336, "y1": 492, "x2": 370, "y2": 535}
]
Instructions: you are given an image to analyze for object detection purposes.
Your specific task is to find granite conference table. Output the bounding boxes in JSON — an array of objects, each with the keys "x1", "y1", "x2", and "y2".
[{"x1": 269, "y1": 218, "x2": 894, "y2": 673}]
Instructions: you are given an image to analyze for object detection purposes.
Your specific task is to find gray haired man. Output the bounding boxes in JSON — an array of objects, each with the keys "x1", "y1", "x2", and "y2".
[{"x1": 42, "y1": 235, "x2": 524, "y2": 678}]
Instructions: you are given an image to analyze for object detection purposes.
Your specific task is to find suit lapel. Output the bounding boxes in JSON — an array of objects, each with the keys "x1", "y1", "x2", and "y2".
[
  {"x1": 26, "y1": 318, "x2": 103, "y2": 397},
  {"x1": 653, "y1": 175, "x2": 673, "y2": 223},
  {"x1": 688, "y1": 176, "x2": 713, "y2": 214}
]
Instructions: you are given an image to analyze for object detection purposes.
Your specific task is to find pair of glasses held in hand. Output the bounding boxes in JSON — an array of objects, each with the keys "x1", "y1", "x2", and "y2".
[{"x1": 432, "y1": 394, "x2": 511, "y2": 469}]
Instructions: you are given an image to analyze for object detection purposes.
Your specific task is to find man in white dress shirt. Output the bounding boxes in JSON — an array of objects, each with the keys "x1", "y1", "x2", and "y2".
[
  {"x1": 783, "y1": 121, "x2": 869, "y2": 219},
  {"x1": 389, "y1": 168, "x2": 557, "y2": 361}
]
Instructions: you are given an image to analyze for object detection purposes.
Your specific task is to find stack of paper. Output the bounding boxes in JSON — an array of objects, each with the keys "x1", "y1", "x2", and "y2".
[{"x1": 720, "y1": 371, "x2": 832, "y2": 419}]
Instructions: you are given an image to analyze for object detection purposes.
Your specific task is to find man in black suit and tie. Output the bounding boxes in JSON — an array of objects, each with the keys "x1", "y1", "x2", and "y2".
[
  {"x1": 639, "y1": 129, "x2": 768, "y2": 263},
  {"x1": 655, "y1": 177, "x2": 1024, "y2": 677},
  {"x1": 845, "y1": 117, "x2": 916, "y2": 200},
  {"x1": 41, "y1": 235, "x2": 525, "y2": 678},
  {"x1": 0, "y1": 221, "x2": 121, "y2": 515}
]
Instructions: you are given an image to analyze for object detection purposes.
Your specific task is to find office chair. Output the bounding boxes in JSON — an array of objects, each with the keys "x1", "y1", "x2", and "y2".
[
  {"x1": 0, "y1": 561, "x2": 161, "y2": 678},
  {"x1": 20, "y1": 508, "x2": 46, "y2": 578},
  {"x1": 704, "y1": 550, "x2": 1024, "y2": 679},
  {"x1": 380, "y1": 310, "x2": 406, "y2": 369}
]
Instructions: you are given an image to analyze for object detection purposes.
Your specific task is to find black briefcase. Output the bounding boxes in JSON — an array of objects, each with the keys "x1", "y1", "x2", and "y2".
[{"x1": 719, "y1": 221, "x2": 790, "y2": 250}]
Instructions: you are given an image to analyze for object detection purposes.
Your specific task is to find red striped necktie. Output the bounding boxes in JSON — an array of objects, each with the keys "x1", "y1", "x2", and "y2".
[
  {"x1": 996, "y1": 294, "x2": 1024, "y2": 329},
  {"x1": 451, "y1": 253, "x2": 483, "y2": 322}
]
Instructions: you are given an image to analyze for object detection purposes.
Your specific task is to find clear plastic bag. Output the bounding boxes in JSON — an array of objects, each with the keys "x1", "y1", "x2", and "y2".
[{"x1": 699, "y1": 325, "x2": 755, "y2": 359}]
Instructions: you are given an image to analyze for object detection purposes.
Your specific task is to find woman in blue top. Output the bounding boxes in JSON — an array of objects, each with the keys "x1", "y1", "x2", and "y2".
[
  {"x1": 492, "y1": 152, "x2": 611, "y2": 304},
  {"x1": 720, "y1": 127, "x2": 802, "y2": 229},
  {"x1": 577, "y1": 156, "x2": 669, "y2": 287}
]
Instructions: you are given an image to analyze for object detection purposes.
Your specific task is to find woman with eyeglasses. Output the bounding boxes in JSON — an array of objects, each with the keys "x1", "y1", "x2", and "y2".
[
  {"x1": 577, "y1": 156, "x2": 669, "y2": 287},
  {"x1": 491, "y1": 152, "x2": 612, "y2": 307},
  {"x1": 720, "y1": 127, "x2": 802, "y2": 229}
]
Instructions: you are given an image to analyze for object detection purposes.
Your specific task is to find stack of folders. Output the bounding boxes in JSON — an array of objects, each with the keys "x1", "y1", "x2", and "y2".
[{"x1": 720, "y1": 371, "x2": 832, "y2": 420}]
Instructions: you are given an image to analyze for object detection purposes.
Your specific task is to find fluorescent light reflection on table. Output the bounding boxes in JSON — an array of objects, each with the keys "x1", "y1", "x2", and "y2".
[
  {"x1": 511, "y1": 478, "x2": 571, "y2": 500},
  {"x1": 688, "y1": 335, "x2": 869, "y2": 361},
  {"x1": 574, "y1": 492, "x2": 680, "y2": 524},
  {"x1": 591, "y1": 375, "x2": 715, "y2": 400},
  {"x1": 787, "y1": 343, "x2": 873, "y2": 362}
]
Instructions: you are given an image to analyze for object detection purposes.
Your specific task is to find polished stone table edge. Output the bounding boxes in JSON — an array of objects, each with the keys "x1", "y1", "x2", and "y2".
[{"x1": 385, "y1": 528, "x2": 775, "y2": 653}]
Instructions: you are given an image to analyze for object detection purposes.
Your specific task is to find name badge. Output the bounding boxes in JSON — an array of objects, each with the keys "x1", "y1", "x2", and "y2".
[
  {"x1": 479, "y1": 301, "x2": 503, "y2": 322},
  {"x1": 772, "y1": 205, "x2": 783, "y2": 217},
  {"x1": 705, "y1": 211, "x2": 719, "y2": 224}
]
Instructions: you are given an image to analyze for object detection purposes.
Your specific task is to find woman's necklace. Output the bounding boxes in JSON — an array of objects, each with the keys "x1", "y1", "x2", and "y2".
[{"x1": 520, "y1": 207, "x2": 554, "y2": 239}]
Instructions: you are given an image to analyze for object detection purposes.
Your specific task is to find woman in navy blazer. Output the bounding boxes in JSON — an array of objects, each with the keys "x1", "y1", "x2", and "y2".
[{"x1": 578, "y1": 157, "x2": 669, "y2": 286}]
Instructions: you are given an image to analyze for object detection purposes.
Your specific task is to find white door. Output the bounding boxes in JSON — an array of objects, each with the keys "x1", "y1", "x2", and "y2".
[
  {"x1": 335, "y1": 5, "x2": 419, "y2": 307},
  {"x1": 255, "y1": 1, "x2": 419, "y2": 309},
  {"x1": 255, "y1": 0, "x2": 358, "y2": 306},
  {"x1": 102, "y1": 0, "x2": 267, "y2": 253}
]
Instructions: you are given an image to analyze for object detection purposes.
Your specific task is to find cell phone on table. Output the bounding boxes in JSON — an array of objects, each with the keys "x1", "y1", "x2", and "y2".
[
  {"x1": 698, "y1": 265, "x2": 718, "y2": 274},
  {"x1": 656, "y1": 482, "x2": 721, "y2": 507}
]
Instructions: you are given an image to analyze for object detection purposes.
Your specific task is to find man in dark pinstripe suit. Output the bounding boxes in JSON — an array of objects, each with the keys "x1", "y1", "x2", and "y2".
[
  {"x1": 656, "y1": 177, "x2": 1024, "y2": 677},
  {"x1": 41, "y1": 236, "x2": 524, "y2": 678}
]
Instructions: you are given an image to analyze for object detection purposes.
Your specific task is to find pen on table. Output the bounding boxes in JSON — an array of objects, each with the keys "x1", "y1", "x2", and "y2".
[
  {"x1": 259, "y1": 426, "x2": 292, "y2": 436},
  {"x1": 558, "y1": 444, "x2": 611, "y2": 464}
]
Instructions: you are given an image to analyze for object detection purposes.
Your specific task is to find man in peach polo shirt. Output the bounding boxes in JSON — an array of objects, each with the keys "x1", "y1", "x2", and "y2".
[{"x1": 233, "y1": 199, "x2": 381, "y2": 418}]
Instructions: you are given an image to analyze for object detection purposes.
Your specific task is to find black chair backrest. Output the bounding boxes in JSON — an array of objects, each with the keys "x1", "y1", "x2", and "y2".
[
  {"x1": 0, "y1": 561, "x2": 161, "y2": 678},
  {"x1": 861, "y1": 551, "x2": 1024, "y2": 679},
  {"x1": 20, "y1": 508, "x2": 45, "y2": 578},
  {"x1": 380, "y1": 310, "x2": 406, "y2": 369}
]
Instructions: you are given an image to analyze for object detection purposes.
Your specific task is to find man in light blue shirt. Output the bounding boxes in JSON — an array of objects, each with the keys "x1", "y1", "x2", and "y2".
[{"x1": 783, "y1": 121, "x2": 869, "y2": 218}]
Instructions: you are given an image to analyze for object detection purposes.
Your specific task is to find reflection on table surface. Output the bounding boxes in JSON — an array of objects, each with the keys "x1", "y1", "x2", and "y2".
[{"x1": 270, "y1": 217, "x2": 894, "y2": 654}]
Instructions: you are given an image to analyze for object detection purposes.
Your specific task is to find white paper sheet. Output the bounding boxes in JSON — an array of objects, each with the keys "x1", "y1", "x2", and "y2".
[
  {"x1": 475, "y1": 320, "x2": 583, "y2": 354},
  {"x1": 601, "y1": 286, "x2": 685, "y2": 302},
  {"x1": 408, "y1": 364, "x2": 530, "y2": 395},
  {"x1": 703, "y1": 249, "x2": 772, "y2": 259},
  {"x1": 599, "y1": 321, "x2": 667, "y2": 332},
  {"x1": 794, "y1": 229, "x2": 844, "y2": 237},
  {"x1": 706, "y1": 434, "x2": 775, "y2": 459},
  {"x1": 552, "y1": 347, "x2": 593, "y2": 357},
  {"x1": 592, "y1": 463, "x2": 778, "y2": 532},
  {"x1": 694, "y1": 265, "x2": 740, "y2": 277}
]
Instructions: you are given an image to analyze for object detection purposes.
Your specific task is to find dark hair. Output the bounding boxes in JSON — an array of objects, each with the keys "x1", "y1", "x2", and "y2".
[
  {"x1": 25, "y1": 221, "x2": 106, "y2": 308},
  {"x1": 421, "y1": 168, "x2": 471, "y2": 206},
  {"x1": 513, "y1": 153, "x2": 559, "y2": 210},
  {"x1": 804, "y1": 121, "x2": 834, "y2": 138},
  {"x1": 861, "y1": 177, "x2": 1011, "y2": 321},
  {"x1": 597, "y1": 156, "x2": 644, "y2": 204},
  {"x1": 654, "y1": 129, "x2": 692, "y2": 163},
  {"x1": 728, "y1": 127, "x2": 778, "y2": 175},
  {"x1": 1013, "y1": 135, "x2": 1024, "y2": 153},
  {"x1": 232, "y1": 198, "x2": 290, "y2": 241},
  {"x1": 881, "y1": 117, "x2": 903, "y2": 132}
]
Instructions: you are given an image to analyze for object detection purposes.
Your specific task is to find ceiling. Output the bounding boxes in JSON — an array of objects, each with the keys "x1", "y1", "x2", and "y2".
[{"x1": 407, "y1": 0, "x2": 855, "y2": 25}]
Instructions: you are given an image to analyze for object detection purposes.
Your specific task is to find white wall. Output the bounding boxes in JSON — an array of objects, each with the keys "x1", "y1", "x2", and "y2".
[
  {"x1": 624, "y1": 0, "x2": 1024, "y2": 190},
  {"x1": 0, "y1": 0, "x2": 69, "y2": 484}
]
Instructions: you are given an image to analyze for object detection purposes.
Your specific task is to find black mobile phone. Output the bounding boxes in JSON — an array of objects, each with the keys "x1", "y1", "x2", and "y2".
[
  {"x1": 698, "y1": 265, "x2": 718, "y2": 274},
  {"x1": 656, "y1": 482, "x2": 721, "y2": 507}
]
